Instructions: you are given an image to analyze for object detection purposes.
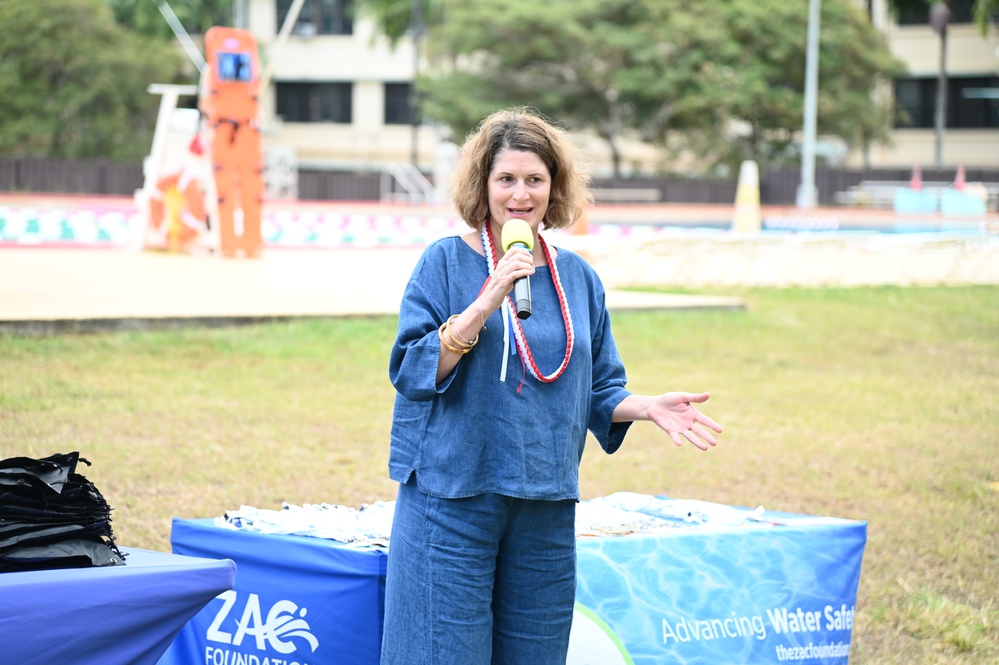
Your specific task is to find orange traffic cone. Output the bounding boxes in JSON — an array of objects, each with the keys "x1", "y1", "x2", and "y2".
[
  {"x1": 954, "y1": 164, "x2": 966, "y2": 190},
  {"x1": 909, "y1": 165, "x2": 922, "y2": 191}
]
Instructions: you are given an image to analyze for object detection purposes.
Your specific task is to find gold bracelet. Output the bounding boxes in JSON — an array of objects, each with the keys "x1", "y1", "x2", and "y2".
[
  {"x1": 439, "y1": 321, "x2": 472, "y2": 354},
  {"x1": 447, "y1": 314, "x2": 478, "y2": 347}
]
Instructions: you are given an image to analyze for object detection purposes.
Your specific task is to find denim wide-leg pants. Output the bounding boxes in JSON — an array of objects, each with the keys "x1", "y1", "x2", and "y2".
[{"x1": 379, "y1": 477, "x2": 577, "y2": 665}]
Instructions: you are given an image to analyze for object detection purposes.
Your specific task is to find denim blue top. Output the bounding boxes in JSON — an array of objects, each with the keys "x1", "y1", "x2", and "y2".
[{"x1": 388, "y1": 235, "x2": 633, "y2": 500}]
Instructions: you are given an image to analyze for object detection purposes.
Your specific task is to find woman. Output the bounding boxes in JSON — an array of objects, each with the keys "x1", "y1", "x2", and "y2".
[{"x1": 381, "y1": 107, "x2": 722, "y2": 665}]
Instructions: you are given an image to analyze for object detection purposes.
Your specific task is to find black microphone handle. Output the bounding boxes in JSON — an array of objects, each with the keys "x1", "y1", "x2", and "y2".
[{"x1": 510, "y1": 241, "x2": 532, "y2": 319}]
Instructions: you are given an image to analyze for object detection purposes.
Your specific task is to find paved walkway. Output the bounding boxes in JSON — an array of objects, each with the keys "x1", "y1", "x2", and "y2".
[{"x1": 0, "y1": 245, "x2": 745, "y2": 334}]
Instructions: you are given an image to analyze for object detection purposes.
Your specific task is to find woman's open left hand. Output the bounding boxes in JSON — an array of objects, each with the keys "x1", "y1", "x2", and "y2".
[{"x1": 646, "y1": 392, "x2": 723, "y2": 451}]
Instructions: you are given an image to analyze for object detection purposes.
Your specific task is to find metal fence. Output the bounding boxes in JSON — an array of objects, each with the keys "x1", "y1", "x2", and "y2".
[
  {"x1": 762, "y1": 166, "x2": 999, "y2": 206},
  {"x1": 1, "y1": 156, "x2": 995, "y2": 207},
  {"x1": 0, "y1": 158, "x2": 145, "y2": 196},
  {"x1": 298, "y1": 169, "x2": 382, "y2": 201},
  {"x1": 586, "y1": 175, "x2": 739, "y2": 204}
]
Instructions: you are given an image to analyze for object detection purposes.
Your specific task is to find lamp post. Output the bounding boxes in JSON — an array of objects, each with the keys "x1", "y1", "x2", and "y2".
[
  {"x1": 796, "y1": 0, "x2": 821, "y2": 208},
  {"x1": 929, "y1": 1, "x2": 950, "y2": 168},
  {"x1": 410, "y1": 0, "x2": 425, "y2": 169}
]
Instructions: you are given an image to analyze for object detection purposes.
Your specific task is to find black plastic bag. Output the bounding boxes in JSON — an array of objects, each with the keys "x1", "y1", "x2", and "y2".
[{"x1": 0, "y1": 452, "x2": 125, "y2": 573}]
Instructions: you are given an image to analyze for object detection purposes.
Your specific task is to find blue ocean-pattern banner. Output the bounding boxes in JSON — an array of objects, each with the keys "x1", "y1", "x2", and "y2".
[{"x1": 575, "y1": 520, "x2": 867, "y2": 665}]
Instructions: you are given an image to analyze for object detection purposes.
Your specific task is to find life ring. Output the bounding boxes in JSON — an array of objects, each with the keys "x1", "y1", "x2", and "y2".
[{"x1": 148, "y1": 170, "x2": 208, "y2": 251}]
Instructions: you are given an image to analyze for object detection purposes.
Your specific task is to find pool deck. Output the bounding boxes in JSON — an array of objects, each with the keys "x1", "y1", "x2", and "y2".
[{"x1": 3, "y1": 195, "x2": 997, "y2": 334}]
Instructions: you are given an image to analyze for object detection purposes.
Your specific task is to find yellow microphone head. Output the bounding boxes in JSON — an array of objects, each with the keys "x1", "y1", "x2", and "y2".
[{"x1": 501, "y1": 219, "x2": 534, "y2": 252}]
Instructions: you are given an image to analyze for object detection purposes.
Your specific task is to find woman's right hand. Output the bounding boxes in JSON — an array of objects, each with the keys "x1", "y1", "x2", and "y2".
[{"x1": 479, "y1": 245, "x2": 535, "y2": 313}]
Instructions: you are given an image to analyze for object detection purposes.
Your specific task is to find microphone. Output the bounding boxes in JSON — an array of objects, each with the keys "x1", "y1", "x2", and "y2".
[{"x1": 501, "y1": 219, "x2": 534, "y2": 320}]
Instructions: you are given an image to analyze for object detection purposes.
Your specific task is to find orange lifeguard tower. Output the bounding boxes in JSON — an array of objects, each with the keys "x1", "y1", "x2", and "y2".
[{"x1": 200, "y1": 27, "x2": 264, "y2": 258}]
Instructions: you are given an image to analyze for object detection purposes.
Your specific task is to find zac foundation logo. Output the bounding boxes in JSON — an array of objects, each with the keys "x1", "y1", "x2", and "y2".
[{"x1": 203, "y1": 590, "x2": 320, "y2": 664}]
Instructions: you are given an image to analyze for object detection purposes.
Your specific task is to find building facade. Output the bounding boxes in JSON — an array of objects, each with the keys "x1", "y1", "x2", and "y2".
[
  {"x1": 244, "y1": 0, "x2": 434, "y2": 170},
  {"x1": 868, "y1": 0, "x2": 999, "y2": 168},
  {"x1": 240, "y1": 0, "x2": 998, "y2": 173}
]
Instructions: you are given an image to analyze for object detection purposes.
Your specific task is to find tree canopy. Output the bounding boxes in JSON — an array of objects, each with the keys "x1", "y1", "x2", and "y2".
[
  {"x1": 360, "y1": 0, "x2": 906, "y2": 175},
  {"x1": 0, "y1": 0, "x2": 186, "y2": 159},
  {"x1": 637, "y1": 0, "x2": 906, "y2": 172},
  {"x1": 108, "y1": 0, "x2": 231, "y2": 40}
]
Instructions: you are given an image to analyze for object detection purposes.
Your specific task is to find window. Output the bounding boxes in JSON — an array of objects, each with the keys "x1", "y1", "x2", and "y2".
[
  {"x1": 276, "y1": 0, "x2": 354, "y2": 36},
  {"x1": 894, "y1": 76, "x2": 999, "y2": 129},
  {"x1": 276, "y1": 82, "x2": 353, "y2": 123},
  {"x1": 895, "y1": 78, "x2": 934, "y2": 128},
  {"x1": 384, "y1": 83, "x2": 417, "y2": 125},
  {"x1": 896, "y1": 0, "x2": 993, "y2": 25}
]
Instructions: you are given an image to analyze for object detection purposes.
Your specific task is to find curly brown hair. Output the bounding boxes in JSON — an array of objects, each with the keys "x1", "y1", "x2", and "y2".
[{"x1": 449, "y1": 107, "x2": 593, "y2": 232}]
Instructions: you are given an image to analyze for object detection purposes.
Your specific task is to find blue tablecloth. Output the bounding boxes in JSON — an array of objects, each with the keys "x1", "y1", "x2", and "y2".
[
  {"x1": 0, "y1": 547, "x2": 236, "y2": 665},
  {"x1": 161, "y1": 510, "x2": 866, "y2": 665},
  {"x1": 161, "y1": 519, "x2": 388, "y2": 665},
  {"x1": 572, "y1": 514, "x2": 867, "y2": 664}
]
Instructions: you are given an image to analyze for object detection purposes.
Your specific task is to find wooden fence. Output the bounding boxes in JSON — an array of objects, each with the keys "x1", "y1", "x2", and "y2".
[{"x1": 1, "y1": 156, "x2": 995, "y2": 207}]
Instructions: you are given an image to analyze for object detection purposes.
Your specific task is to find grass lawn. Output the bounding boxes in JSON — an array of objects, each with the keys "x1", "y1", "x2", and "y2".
[{"x1": 1, "y1": 285, "x2": 996, "y2": 663}]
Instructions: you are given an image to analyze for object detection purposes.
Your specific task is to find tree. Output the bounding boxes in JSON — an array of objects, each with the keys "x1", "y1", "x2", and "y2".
[
  {"x1": 108, "y1": 0, "x2": 232, "y2": 39},
  {"x1": 0, "y1": 0, "x2": 186, "y2": 159},
  {"x1": 416, "y1": 0, "x2": 680, "y2": 177},
  {"x1": 974, "y1": 0, "x2": 999, "y2": 30},
  {"x1": 637, "y1": 0, "x2": 906, "y2": 173},
  {"x1": 357, "y1": 0, "x2": 444, "y2": 43}
]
